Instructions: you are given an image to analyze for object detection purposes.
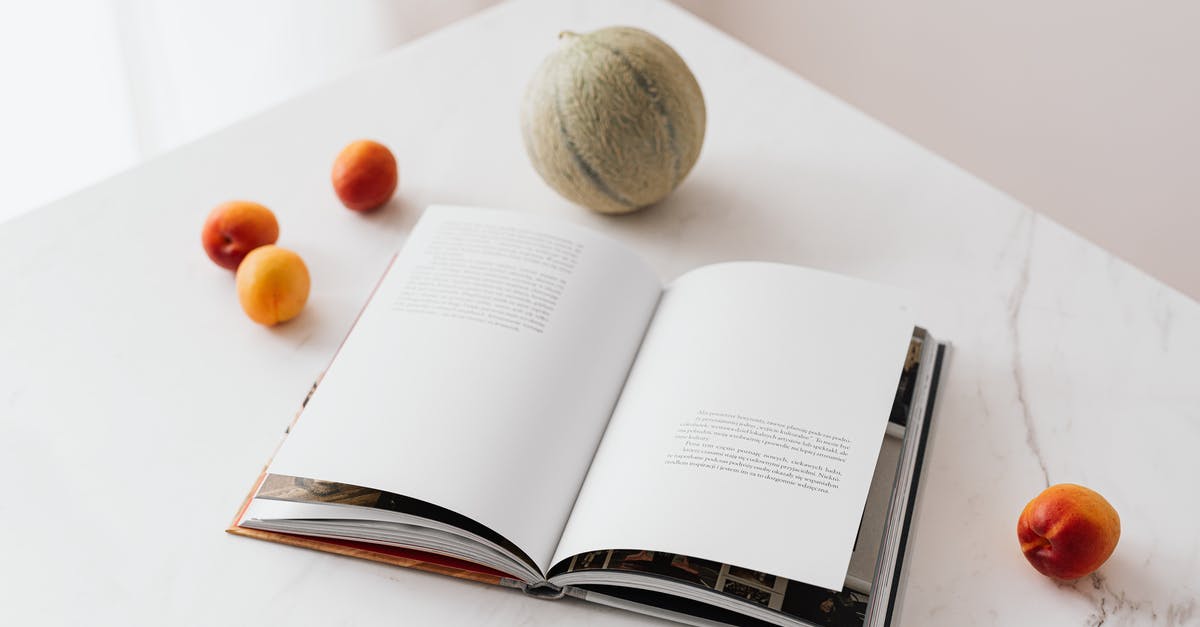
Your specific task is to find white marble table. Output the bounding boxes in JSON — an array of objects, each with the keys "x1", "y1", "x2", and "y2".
[{"x1": 2, "y1": 0, "x2": 1197, "y2": 624}]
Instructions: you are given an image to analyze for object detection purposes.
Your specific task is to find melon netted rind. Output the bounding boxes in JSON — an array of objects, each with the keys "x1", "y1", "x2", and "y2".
[{"x1": 521, "y1": 26, "x2": 706, "y2": 215}]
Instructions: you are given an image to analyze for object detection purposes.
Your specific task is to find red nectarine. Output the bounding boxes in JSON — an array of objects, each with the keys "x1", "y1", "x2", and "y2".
[
  {"x1": 201, "y1": 200, "x2": 279, "y2": 271},
  {"x1": 331, "y1": 140, "x2": 398, "y2": 212},
  {"x1": 1018, "y1": 483, "x2": 1120, "y2": 580}
]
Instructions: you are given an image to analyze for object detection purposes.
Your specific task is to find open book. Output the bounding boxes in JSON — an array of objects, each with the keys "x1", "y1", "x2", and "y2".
[{"x1": 229, "y1": 205, "x2": 947, "y2": 627}]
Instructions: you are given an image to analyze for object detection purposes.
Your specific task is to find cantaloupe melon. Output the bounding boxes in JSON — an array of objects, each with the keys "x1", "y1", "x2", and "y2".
[{"x1": 521, "y1": 27, "x2": 706, "y2": 215}]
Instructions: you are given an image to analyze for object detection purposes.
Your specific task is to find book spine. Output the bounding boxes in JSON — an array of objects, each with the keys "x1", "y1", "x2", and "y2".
[{"x1": 521, "y1": 581, "x2": 567, "y2": 600}]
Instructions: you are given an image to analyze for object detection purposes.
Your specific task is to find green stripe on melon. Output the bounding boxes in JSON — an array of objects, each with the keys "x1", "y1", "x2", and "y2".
[{"x1": 521, "y1": 27, "x2": 706, "y2": 215}]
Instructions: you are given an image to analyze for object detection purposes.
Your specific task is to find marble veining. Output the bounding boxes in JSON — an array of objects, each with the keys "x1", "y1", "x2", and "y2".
[
  {"x1": 1008, "y1": 213, "x2": 1050, "y2": 489},
  {"x1": 1058, "y1": 572, "x2": 1198, "y2": 627}
]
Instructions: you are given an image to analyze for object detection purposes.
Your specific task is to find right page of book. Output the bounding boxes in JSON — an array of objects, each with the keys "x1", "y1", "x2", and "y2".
[{"x1": 551, "y1": 262, "x2": 915, "y2": 592}]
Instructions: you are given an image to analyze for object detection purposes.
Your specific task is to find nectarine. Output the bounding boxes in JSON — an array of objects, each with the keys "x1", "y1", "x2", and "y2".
[
  {"x1": 1018, "y1": 483, "x2": 1120, "y2": 580},
  {"x1": 331, "y1": 140, "x2": 398, "y2": 212},
  {"x1": 235, "y1": 245, "x2": 310, "y2": 326},
  {"x1": 201, "y1": 201, "x2": 279, "y2": 270}
]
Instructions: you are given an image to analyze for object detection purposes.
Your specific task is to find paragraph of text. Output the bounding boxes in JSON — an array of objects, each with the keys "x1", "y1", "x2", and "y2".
[
  {"x1": 663, "y1": 409, "x2": 852, "y2": 495},
  {"x1": 394, "y1": 220, "x2": 583, "y2": 333}
]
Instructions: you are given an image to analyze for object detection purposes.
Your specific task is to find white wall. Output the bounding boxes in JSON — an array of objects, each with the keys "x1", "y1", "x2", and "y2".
[
  {"x1": 0, "y1": 2, "x2": 139, "y2": 217},
  {"x1": 677, "y1": 0, "x2": 1200, "y2": 300},
  {"x1": 2, "y1": 0, "x2": 1196, "y2": 300},
  {"x1": 0, "y1": 0, "x2": 493, "y2": 223}
]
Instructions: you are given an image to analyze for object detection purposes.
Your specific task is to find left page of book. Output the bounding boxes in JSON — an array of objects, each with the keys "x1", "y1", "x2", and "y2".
[{"x1": 264, "y1": 205, "x2": 662, "y2": 574}]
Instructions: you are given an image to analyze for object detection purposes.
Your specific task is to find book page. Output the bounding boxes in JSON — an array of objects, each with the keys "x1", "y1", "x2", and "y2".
[
  {"x1": 551, "y1": 262, "x2": 914, "y2": 591},
  {"x1": 268, "y1": 206, "x2": 662, "y2": 574}
]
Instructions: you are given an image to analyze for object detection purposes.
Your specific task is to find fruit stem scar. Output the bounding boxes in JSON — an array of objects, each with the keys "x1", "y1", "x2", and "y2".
[{"x1": 1021, "y1": 536, "x2": 1051, "y2": 553}]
